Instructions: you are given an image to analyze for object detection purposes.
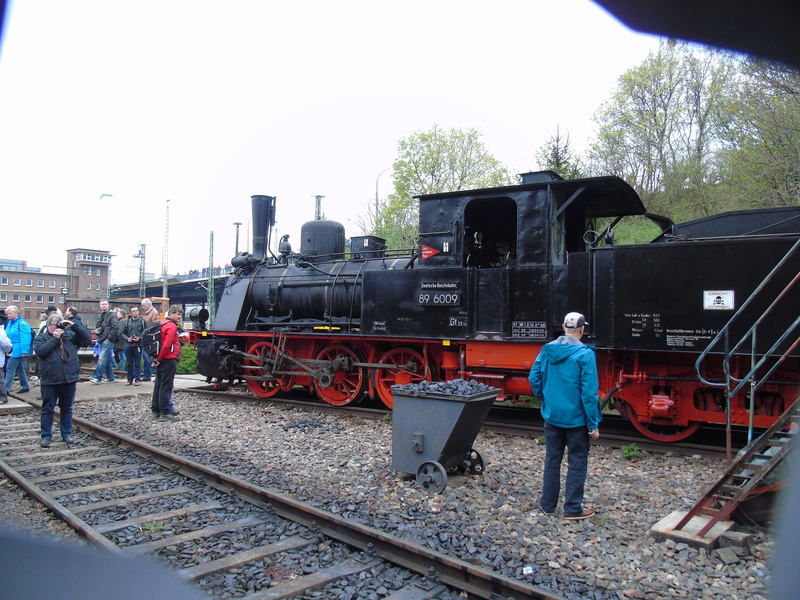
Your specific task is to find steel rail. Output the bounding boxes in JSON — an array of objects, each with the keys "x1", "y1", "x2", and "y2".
[{"x1": 0, "y1": 455, "x2": 123, "y2": 554}]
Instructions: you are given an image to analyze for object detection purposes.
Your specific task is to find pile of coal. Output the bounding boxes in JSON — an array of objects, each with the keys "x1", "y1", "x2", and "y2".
[{"x1": 392, "y1": 379, "x2": 499, "y2": 396}]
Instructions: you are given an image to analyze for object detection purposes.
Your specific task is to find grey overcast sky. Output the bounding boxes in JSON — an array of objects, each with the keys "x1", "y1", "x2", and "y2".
[{"x1": 0, "y1": 0, "x2": 662, "y2": 284}]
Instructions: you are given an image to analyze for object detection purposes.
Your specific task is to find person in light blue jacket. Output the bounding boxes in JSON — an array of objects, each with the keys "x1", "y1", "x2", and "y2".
[
  {"x1": 529, "y1": 312, "x2": 601, "y2": 520},
  {"x1": 4, "y1": 305, "x2": 32, "y2": 394}
]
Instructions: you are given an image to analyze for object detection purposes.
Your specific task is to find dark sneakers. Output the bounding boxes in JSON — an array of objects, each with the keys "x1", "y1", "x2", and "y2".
[
  {"x1": 40, "y1": 438, "x2": 51, "y2": 448},
  {"x1": 564, "y1": 508, "x2": 596, "y2": 520},
  {"x1": 161, "y1": 413, "x2": 180, "y2": 422},
  {"x1": 62, "y1": 435, "x2": 76, "y2": 444}
]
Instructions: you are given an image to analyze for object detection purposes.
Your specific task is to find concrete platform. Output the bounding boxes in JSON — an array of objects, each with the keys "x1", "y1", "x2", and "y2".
[
  {"x1": 0, "y1": 395, "x2": 35, "y2": 415},
  {"x1": 1, "y1": 374, "x2": 208, "y2": 414},
  {"x1": 650, "y1": 510, "x2": 735, "y2": 550}
]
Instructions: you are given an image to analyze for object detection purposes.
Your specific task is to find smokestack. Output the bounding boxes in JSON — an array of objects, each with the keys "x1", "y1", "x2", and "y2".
[{"x1": 251, "y1": 195, "x2": 276, "y2": 261}]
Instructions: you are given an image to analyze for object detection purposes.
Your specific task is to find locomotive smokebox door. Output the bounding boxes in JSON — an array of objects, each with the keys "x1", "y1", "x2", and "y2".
[{"x1": 390, "y1": 381, "x2": 499, "y2": 494}]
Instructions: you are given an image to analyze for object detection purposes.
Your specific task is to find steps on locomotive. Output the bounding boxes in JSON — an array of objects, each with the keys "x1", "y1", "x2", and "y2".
[{"x1": 652, "y1": 396, "x2": 800, "y2": 548}]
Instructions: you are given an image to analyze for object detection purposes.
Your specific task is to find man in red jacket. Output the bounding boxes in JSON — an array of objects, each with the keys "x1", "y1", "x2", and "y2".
[{"x1": 151, "y1": 305, "x2": 184, "y2": 421}]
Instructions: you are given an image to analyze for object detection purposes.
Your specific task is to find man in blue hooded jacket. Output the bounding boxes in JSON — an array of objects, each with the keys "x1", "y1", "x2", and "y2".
[{"x1": 529, "y1": 312, "x2": 601, "y2": 520}]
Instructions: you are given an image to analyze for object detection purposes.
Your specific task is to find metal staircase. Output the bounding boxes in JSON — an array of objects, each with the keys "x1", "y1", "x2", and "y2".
[
  {"x1": 678, "y1": 238, "x2": 800, "y2": 537},
  {"x1": 673, "y1": 397, "x2": 799, "y2": 537},
  {"x1": 695, "y1": 237, "x2": 800, "y2": 454}
]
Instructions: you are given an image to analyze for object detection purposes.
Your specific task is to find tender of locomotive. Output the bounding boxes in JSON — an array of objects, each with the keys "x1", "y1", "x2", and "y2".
[{"x1": 195, "y1": 172, "x2": 800, "y2": 442}]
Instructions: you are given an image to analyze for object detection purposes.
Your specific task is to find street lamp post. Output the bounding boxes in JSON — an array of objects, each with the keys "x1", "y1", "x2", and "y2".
[{"x1": 233, "y1": 222, "x2": 242, "y2": 255}]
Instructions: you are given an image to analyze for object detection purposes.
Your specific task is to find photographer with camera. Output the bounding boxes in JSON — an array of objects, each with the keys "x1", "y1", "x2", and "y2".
[
  {"x1": 120, "y1": 305, "x2": 146, "y2": 386},
  {"x1": 33, "y1": 314, "x2": 92, "y2": 447}
]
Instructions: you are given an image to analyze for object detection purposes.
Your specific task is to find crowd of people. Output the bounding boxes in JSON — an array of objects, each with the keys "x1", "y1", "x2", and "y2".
[
  {"x1": 173, "y1": 264, "x2": 233, "y2": 281},
  {"x1": 1, "y1": 298, "x2": 187, "y2": 446}
]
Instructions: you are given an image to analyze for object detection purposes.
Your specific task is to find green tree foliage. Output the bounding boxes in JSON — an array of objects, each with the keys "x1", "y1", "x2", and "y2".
[
  {"x1": 536, "y1": 126, "x2": 585, "y2": 179},
  {"x1": 375, "y1": 125, "x2": 511, "y2": 249},
  {"x1": 716, "y1": 58, "x2": 800, "y2": 208},
  {"x1": 588, "y1": 40, "x2": 736, "y2": 221}
]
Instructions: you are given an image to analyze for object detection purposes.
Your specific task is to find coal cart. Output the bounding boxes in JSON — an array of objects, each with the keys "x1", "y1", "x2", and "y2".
[{"x1": 391, "y1": 380, "x2": 499, "y2": 493}]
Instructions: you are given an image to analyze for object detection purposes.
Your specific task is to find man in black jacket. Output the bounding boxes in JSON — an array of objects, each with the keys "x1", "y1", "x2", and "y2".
[
  {"x1": 90, "y1": 299, "x2": 118, "y2": 384},
  {"x1": 120, "y1": 305, "x2": 146, "y2": 385},
  {"x1": 33, "y1": 314, "x2": 92, "y2": 447}
]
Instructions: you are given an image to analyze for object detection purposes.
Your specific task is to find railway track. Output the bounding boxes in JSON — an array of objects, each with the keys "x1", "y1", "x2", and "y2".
[
  {"x1": 186, "y1": 385, "x2": 739, "y2": 459},
  {"x1": 0, "y1": 403, "x2": 564, "y2": 600}
]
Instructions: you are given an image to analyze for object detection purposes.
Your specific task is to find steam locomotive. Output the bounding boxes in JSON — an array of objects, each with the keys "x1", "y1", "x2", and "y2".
[{"x1": 194, "y1": 171, "x2": 800, "y2": 442}]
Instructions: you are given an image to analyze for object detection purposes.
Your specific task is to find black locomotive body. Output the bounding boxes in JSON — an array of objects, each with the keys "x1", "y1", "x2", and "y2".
[{"x1": 195, "y1": 172, "x2": 800, "y2": 441}]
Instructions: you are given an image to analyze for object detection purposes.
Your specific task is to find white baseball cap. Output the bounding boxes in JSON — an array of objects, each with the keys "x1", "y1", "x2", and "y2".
[{"x1": 563, "y1": 312, "x2": 587, "y2": 328}]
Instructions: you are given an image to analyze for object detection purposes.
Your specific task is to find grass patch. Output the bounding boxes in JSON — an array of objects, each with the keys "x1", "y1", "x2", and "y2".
[
  {"x1": 177, "y1": 344, "x2": 198, "y2": 374},
  {"x1": 620, "y1": 443, "x2": 641, "y2": 460},
  {"x1": 141, "y1": 521, "x2": 164, "y2": 534}
]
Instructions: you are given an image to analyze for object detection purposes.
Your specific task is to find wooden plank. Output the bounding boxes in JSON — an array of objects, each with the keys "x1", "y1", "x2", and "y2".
[
  {"x1": 30, "y1": 463, "x2": 145, "y2": 484},
  {"x1": 50, "y1": 474, "x2": 172, "y2": 497},
  {"x1": 383, "y1": 581, "x2": 448, "y2": 600},
  {"x1": 93, "y1": 501, "x2": 224, "y2": 534},
  {"x1": 12, "y1": 454, "x2": 122, "y2": 472},
  {"x1": 5, "y1": 446, "x2": 105, "y2": 461},
  {"x1": 127, "y1": 515, "x2": 266, "y2": 554},
  {"x1": 244, "y1": 558, "x2": 380, "y2": 600},
  {"x1": 70, "y1": 485, "x2": 198, "y2": 514},
  {"x1": 177, "y1": 534, "x2": 315, "y2": 581}
]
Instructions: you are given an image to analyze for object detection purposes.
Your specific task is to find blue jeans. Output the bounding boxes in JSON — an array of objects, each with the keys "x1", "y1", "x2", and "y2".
[
  {"x1": 5, "y1": 356, "x2": 30, "y2": 392},
  {"x1": 125, "y1": 346, "x2": 142, "y2": 381},
  {"x1": 540, "y1": 421, "x2": 590, "y2": 515},
  {"x1": 93, "y1": 339, "x2": 115, "y2": 381},
  {"x1": 40, "y1": 382, "x2": 77, "y2": 439},
  {"x1": 141, "y1": 349, "x2": 153, "y2": 379}
]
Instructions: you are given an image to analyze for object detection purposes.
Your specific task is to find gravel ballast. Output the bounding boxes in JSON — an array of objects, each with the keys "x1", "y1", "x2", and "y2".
[{"x1": 2, "y1": 389, "x2": 774, "y2": 600}]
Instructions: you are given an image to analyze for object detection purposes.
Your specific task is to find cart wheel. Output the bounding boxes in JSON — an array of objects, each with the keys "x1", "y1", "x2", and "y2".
[
  {"x1": 416, "y1": 461, "x2": 447, "y2": 494},
  {"x1": 457, "y1": 448, "x2": 485, "y2": 476},
  {"x1": 374, "y1": 347, "x2": 433, "y2": 409}
]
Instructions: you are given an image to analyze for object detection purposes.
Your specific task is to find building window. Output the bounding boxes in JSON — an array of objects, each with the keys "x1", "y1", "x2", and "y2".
[
  {"x1": 26, "y1": 279, "x2": 32, "y2": 287},
  {"x1": 62, "y1": 281, "x2": 67, "y2": 289},
  {"x1": 36, "y1": 295, "x2": 43, "y2": 302},
  {"x1": 48, "y1": 295, "x2": 55, "y2": 303},
  {"x1": 49, "y1": 280, "x2": 56, "y2": 288},
  {"x1": 1, "y1": 277, "x2": 7, "y2": 285},
  {"x1": 38, "y1": 279, "x2": 44, "y2": 287},
  {"x1": 86, "y1": 283, "x2": 91, "y2": 290},
  {"x1": 75, "y1": 252, "x2": 111, "y2": 263},
  {"x1": 12, "y1": 294, "x2": 20, "y2": 302},
  {"x1": 0, "y1": 294, "x2": 6, "y2": 301},
  {"x1": 14, "y1": 278, "x2": 21, "y2": 286},
  {"x1": 96, "y1": 283, "x2": 101, "y2": 290},
  {"x1": 85, "y1": 266, "x2": 92, "y2": 275},
  {"x1": 25, "y1": 294, "x2": 32, "y2": 302},
  {"x1": 96, "y1": 267, "x2": 101, "y2": 276}
]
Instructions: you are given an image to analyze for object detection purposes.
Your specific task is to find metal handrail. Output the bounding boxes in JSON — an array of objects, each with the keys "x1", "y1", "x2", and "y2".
[{"x1": 694, "y1": 237, "x2": 800, "y2": 449}]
